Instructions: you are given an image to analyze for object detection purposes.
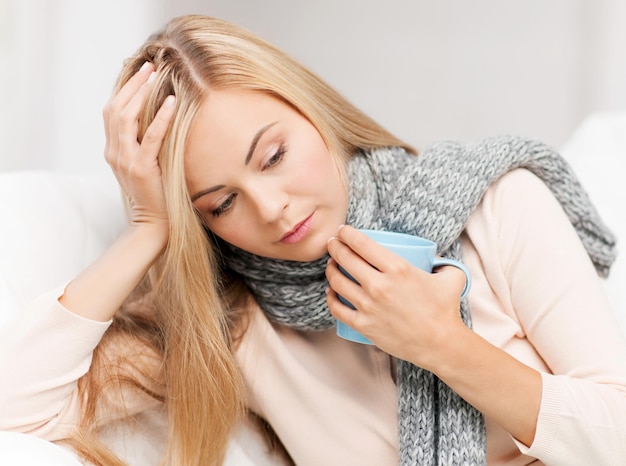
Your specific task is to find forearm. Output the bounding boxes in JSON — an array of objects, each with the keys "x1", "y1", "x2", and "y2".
[
  {"x1": 59, "y1": 225, "x2": 167, "y2": 322},
  {"x1": 426, "y1": 323, "x2": 542, "y2": 447},
  {"x1": 436, "y1": 169, "x2": 626, "y2": 462}
]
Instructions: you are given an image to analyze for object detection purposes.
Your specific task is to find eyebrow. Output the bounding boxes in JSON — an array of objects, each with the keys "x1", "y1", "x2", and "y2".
[
  {"x1": 190, "y1": 184, "x2": 225, "y2": 202},
  {"x1": 245, "y1": 121, "x2": 278, "y2": 165},
  {"x1": 190, "y1": 121, "x2": 278, "y2": 202}
]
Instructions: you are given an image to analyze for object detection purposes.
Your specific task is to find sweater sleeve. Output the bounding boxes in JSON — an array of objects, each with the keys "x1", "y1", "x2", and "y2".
[
  {"x1": 0, "y1": 285, "x2": 111, "y2": 439},
  {"x1": 0, "y1": 284, "x2": 164, "y2": 443},
  {"x1": 474, "y1": 169, "x2": 626, "y2": 465}
]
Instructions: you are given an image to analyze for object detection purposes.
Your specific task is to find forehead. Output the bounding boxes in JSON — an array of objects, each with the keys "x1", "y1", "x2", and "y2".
[
  {"x1": 184, "y1": 89, "x2": 298, "y2": 184},
  {"x1": 188, "y1": 89, "x2": 290, "y2": 147},
  {"x1": 185, "y1": 88, "x2": 297, "y2": 172}
]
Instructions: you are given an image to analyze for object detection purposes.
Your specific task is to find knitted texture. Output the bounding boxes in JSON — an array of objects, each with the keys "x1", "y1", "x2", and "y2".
[{"x1": 223, "y1": 135, "x2": 617, "y2": 465}]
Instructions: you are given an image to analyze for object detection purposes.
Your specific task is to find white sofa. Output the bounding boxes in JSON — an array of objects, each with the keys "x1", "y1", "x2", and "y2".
[{"x1": 1, "y1": 112, "x2": 625, "y2": 464}]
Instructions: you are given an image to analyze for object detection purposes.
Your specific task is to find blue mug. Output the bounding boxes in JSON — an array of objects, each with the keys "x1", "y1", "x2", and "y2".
[{"x1": 336, "y1": 229, "x2": 471, "y2": 345}]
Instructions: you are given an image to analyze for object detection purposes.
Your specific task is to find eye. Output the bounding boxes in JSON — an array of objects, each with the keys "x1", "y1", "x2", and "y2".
[
  {"x1": 210, "y1": 193, "x2": 237, "y2": 218},
  {"x1": 263, "y1": 144, "x2": 287, "y2": 170}
]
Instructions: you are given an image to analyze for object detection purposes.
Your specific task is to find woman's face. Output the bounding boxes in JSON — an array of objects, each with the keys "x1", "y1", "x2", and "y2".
[{"x1": 185, "y1": 88, "x2": 348, "y2": 262}]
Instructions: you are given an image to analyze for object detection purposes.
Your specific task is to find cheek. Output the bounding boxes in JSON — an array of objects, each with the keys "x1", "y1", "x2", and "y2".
[
  {"x1": 295, "y1": 142, "x2": 339, "y2": 193},
  {"x1": 202, "y1": 209, "x2": 245, "y2": 242},
  {"x1": 295, "y1": 160, "x2": 327, "y2": 191},
  {"x1": 210, "y1": 221, "x2": 257, "y2": 252}
]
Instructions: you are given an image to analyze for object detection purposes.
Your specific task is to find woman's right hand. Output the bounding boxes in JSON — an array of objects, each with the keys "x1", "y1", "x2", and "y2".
[
  {"x1": 103, "y1": 61, "x2": 176, "y2": 235},
  {"x1": 58, "y1": 63, "x2": 176, "y2": 322}
]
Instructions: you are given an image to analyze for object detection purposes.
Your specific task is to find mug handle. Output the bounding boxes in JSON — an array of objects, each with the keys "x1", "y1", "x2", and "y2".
[{"x1": 432, "y1": 258, "x2": 471, "y2": 299}]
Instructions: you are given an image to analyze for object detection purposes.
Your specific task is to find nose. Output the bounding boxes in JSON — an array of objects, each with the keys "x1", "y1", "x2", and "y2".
[{"x1": 248, "y1": 183, "x2": 288, "y2": 224}]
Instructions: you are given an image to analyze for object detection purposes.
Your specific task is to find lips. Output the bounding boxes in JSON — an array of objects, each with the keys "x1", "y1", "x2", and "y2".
[{"x1": 280, "y1": 213, "x2": 314, "y2": 244}]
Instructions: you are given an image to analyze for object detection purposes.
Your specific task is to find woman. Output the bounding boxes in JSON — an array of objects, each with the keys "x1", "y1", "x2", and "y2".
[{"x1": 1, "y1": 14, "x2": 625, "y2": 466}]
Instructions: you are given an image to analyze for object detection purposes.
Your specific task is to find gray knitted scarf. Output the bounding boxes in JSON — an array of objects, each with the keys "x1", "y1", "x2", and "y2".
[{"x1": 223, "y1": 135, "x2": 616, "y2": 465}]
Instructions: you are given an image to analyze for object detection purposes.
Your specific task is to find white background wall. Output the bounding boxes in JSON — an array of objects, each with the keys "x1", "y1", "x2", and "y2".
[{"x1": 1, "y1": 0, "x2": 625, "y2": 174}]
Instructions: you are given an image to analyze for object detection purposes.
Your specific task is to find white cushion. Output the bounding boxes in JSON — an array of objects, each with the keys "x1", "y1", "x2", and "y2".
[
  {"x1": 0, "y1": 431, "x2": 82, "y2": 466},
  {"x1": 0, "y1": 171, "x2": 126, "y2": 328}
]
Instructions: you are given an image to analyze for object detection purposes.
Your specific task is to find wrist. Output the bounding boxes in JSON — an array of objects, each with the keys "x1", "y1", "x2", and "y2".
[
  {"x1": 417, "y1": 318, "x2": 475, "y2": 376},
  {"x1": 126, "y1": 222, "x2": 169, "y2": 253},
  {"x1": 59, "y1": 222, "x2": 168, "y2": 322}
]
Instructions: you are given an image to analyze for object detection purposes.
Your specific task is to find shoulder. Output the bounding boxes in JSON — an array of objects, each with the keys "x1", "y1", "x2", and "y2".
[
  {"x1": 464, "y1": 167, "x2": 582, "y2": 275},
  {"x1": 478, "y1": 168, "x2": 562, "y2": 224},
  {"x1": 488, "y1": 168, "x2": 553, "y2": 201}
]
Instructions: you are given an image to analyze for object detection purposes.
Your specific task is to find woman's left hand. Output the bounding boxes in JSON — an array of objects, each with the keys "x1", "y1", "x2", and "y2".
[{"x1": 325, "y1": 225, "x2": 468, "y2": 368}]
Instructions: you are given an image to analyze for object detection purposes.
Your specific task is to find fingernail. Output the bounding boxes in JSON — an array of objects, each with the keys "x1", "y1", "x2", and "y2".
[
  {"x1": 163, "y1": 95, "x2": 176, "y2": 107},
  {"x1": 327, "y1": 236, "x2": 336, "y2": 244},
  {"x1": 147, "y1": 71, "x2": 156, "y2": 84},
  {"x1": 139, "y1": 61, "x2": 151, "y2": 72}
]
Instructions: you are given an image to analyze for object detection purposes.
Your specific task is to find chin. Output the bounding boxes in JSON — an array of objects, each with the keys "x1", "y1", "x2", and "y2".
[
  {"x1": 281, "y1": 243, "x2": 329, "y2": 263},
  {"x1": 301, "y1": 245, "x2": 330, "y2": 262}
]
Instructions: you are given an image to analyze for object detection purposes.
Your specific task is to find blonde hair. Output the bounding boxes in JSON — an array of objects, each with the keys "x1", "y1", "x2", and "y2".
[{"x1": 69, "y1": 14, "x2": 414, "y2": 465}]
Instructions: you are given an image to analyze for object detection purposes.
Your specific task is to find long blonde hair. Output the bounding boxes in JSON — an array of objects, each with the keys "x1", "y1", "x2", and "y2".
[{"x1": 70, "y1": 14, "x2": 414, "y2": 465}]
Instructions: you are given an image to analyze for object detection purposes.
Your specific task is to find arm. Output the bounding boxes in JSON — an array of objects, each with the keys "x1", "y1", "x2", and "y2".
[
  {"x1": 0, "y1": 63, "x2": 175, "y2": 437},
  {"x1": 0, "y1": 287, "x2": 110, "y2": 437},
  {"x1": 326, "y1": 169, "x2": 626, "y2": 462},
  {"x1": 61, "y1": 62, "x2": 173, "y2": 322},
  {"x1": 327, "y1": 225, "x2": 542, "y2": 446},
  {"x1": 59, "y1": 223, "x2": 167, "y2": 322},
  {"x1": 0, "y1": 287, "x2": 162, "y2": 436},
  {"x1": 479, "y1": 170, "x2": 626, "y2": 463}
]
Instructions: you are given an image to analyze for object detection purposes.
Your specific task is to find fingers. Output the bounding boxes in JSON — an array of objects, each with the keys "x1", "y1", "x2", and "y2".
[
  {"x1": 325, "y1": 281, "x2": 361, "y2": 329},
  {"x1": 333, "y1": 225, "x2": 398, "y2": 274},
  {"x1": 103, "y1": 61, "x2": 154, "y2": 167},
  {"x1": 432, "y1": 263, "x2": 469, "y2": 299},
  {"x1": 327, "y1": 225, "x2": 414, "y2": 288},
  {"x1": 325, "y1": 257, "x2": 365, "y2": 308},
  {"x1": 103, "y1": 61, "x2": 154, "y2": 135},
  {"x1": 326, "y1": 235, "x2": 373, "y2": 296},
  {"x1": 325, "y1": 257, "x2": 367, "y2": 331},
  {"x1": 100, "y1": 60, "x2": 176, "y2": 231},
  {"x1": 103, "y1": 65, "x2": 177, "y2": 194},
  {"x1": 133, "y1": 95, "x2": 176, "y2": 173}
]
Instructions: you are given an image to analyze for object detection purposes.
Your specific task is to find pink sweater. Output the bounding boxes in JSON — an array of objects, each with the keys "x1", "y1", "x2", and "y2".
[{"x1": 1, "y1": 169, "x2": 625, "y2": 465}]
